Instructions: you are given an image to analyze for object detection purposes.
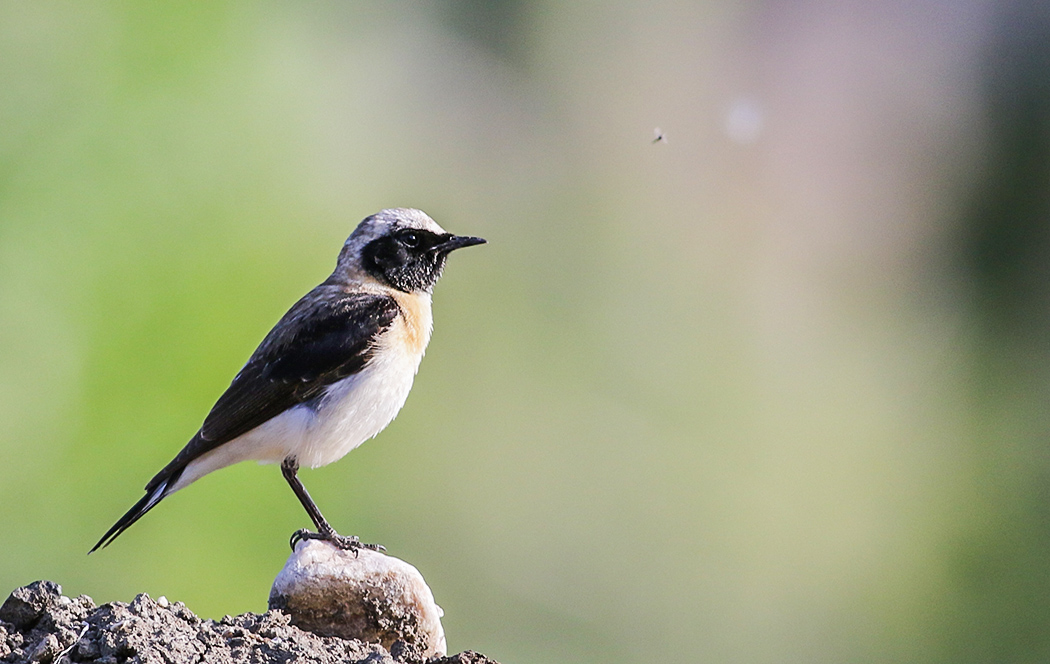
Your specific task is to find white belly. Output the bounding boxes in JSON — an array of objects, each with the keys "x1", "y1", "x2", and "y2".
[
  {"x1": 171, "y1": 291, "x2": 433, "y2": 493},
  {"x1": 173, "y1": 345, "x2": 422, "y2": 491},
  {"x1": 294, "y1": 346, "x2": 420, "y2": 468}
]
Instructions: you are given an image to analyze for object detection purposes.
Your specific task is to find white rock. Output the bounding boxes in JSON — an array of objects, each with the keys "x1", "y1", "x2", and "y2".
[{"x1": 269, "y1": 540, "x2": 446, "y2": 660}]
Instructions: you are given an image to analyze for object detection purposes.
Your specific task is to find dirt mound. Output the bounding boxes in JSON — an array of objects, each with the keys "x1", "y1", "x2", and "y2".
[{"x1": 0, "y1": 581, "x2": 498, "y2": 664}]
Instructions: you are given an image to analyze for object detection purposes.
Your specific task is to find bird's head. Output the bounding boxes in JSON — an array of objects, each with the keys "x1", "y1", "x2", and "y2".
[{"x1": 334, "y1": 208, "x2": 485, "y2": 293}]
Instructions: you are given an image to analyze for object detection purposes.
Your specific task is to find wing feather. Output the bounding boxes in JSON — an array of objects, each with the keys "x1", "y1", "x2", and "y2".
[{"x1": 145, "y1": 288, "x2": 399, "y2": 491}]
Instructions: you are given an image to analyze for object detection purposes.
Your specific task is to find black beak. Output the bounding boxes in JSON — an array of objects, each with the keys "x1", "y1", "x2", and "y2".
[{"x1": 432, "y1": 235, "x2": 487, "y2": 253}]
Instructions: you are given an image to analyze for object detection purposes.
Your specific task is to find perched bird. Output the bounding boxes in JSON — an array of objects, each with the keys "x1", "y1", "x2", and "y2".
[{"x1": 91, "y1": 208, "x2": 485, "y2": 553}]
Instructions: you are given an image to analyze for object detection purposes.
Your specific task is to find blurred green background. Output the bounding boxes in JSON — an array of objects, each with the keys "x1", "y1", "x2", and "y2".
[{"x1": 2, "y1": 1, "x2": 1050, "y2": 662}]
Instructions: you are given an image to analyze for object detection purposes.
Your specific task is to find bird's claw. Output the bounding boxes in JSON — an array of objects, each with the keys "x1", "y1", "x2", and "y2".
[
  {"x1": 288, "y1": 528, "x2": 385, "y2": 555},
  {"x1": 289, "y1": 528, "x2": 311, "y2": 551}
]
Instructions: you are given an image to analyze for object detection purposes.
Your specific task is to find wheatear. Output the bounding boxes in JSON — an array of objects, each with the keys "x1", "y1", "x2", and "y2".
[{"x1": 91, "y1": 208, "x2": 485, "y2": 553}]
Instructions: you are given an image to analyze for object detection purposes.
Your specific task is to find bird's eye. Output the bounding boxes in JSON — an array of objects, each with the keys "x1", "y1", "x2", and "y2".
[{"x1": 399, "y1": 232, "x2": 421, "y2": 248}]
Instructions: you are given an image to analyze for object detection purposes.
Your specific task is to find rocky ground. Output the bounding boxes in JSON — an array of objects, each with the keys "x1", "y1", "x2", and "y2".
[{"x1": 0, "y1": 581, "x2": 498, "y2": 664}]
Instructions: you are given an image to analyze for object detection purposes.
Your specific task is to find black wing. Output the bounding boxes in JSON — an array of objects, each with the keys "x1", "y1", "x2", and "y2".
[
  {"x1": 91, "y1": 287, "x2": 400, "y2": 552},
  {"x1": 150, "y1": 288, "x2": 399, "y2": 489}
]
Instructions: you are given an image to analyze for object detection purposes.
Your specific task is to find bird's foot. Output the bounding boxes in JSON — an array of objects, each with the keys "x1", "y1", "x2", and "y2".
[{"x1": 289, "y1": 528, "x2": 385, "y2": 555}]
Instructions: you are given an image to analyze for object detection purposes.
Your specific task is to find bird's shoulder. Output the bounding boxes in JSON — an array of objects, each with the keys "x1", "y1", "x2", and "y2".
[{"x1": 254, "y1": 285, "x2": 402, "y2": 367}]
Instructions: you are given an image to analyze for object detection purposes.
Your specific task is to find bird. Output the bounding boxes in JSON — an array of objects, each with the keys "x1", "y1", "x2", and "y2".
[{"x1": 91, "y1": 208, "x2": 485, "y2": 553}]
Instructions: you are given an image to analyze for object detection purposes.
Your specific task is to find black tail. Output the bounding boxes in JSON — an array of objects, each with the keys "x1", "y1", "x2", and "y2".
[{"x1": 89, "y1": 469, "x2": 182, "y2": 553}]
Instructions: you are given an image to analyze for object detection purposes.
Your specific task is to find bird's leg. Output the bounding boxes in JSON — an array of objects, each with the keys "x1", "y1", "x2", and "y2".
[
  {"x1": 280, "y1": 457, "x2": 335, "y2": 534},
  {"x1": 280, "y1": 457, "x2": 385, "y2": 554}
]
